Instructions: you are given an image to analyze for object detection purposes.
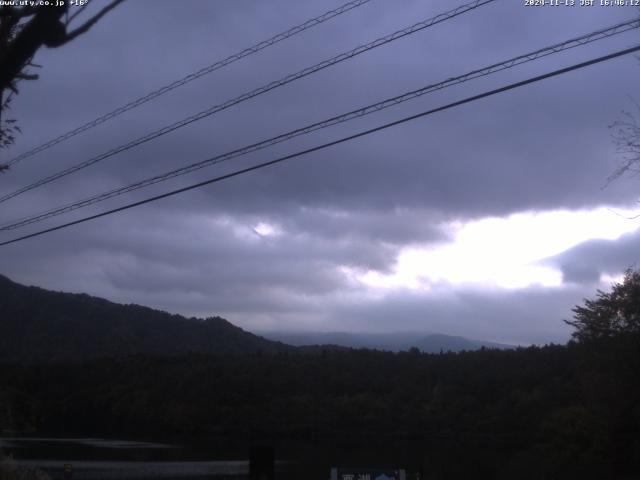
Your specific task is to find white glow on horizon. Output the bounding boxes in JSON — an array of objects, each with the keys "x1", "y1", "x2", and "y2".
[{"x1": 354, "y1": 208, "x2": 640, "y2": 290}]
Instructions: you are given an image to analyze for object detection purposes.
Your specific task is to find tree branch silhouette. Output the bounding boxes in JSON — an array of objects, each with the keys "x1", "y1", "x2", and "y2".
[{"x1": 0, "y1": 1, "x2": 125, "y2": 157}]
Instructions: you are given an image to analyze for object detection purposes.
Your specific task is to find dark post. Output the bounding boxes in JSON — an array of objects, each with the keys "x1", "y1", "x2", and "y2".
[
  {"x1": 63, "y1": 463, "x2": 73, "y2": 480},
  {"x1": 250, "y1": 446, "x2": 274, "y2": 480}
]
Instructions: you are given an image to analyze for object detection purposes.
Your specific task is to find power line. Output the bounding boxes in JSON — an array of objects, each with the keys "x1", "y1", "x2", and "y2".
[
  {"x1": 2, "y1": 43, "x2": 638, "y2": 248},
  {"x1": 3, "y1": 17, "x2": 638, "y2": 232},
  {"x1": 0, "y1": 0, "x2": 496, "y2": 204},
  {"x1": 2, "y1": 0, "x2": 374, "y2": 168}
]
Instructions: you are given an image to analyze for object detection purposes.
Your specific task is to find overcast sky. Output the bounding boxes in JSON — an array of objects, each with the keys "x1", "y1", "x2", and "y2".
[{"x1": 1, "y1": 0, "x2": 639, "y2": 344}]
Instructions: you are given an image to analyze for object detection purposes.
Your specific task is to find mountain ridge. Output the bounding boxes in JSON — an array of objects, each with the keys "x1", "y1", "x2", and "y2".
[
  {"x1": 261, "y1": 330, "x2": 515, "y2": 352},
  {"x1": 0, "y1": 274, "x2": 292, "y2": 363},
  {"x1": 0, "y1": 274, "x2": 512, "y2": 363}
]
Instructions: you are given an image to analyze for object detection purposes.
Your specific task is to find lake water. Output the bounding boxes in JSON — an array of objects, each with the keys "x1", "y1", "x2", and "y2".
[
  {"x1": 0, "y1": 437, "x2": 251, "y2": 480},
  {"x1": 1, "y1": 435, "x2": 504, "y2": 480}
]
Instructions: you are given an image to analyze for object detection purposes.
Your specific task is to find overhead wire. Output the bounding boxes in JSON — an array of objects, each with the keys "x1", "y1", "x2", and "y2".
[
  {"x1": 2, "y1": 17, "x2": 638, "y2": 231},
  {"x1": 1, "y1": 43, "x2": 638, "y2": 247},
  {"x1": 2, "y1": 0, "x2": 374, "y2": 167},
  {"x1": 0, "y1": 0, "x2": 496, "y2": 204}
]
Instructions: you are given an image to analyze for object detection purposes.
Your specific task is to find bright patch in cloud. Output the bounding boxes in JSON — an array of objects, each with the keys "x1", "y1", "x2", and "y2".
[
  {"x1": 600, "y1": 272, "x2": 625, "y2": 286},
  {"x1": 253, "y1": 222, "x2": 281, "y2": 237},
  {"x1": 354, "y1": 208, "x2": 640, "y2": 290}
]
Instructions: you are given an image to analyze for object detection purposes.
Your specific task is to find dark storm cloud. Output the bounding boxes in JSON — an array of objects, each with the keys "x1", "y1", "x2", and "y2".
[
  {"x1": 1, "y1": 0, "x2": 639, "y2": 341},
  {"x1": 543, "y1": 227, "x2": 640, "y2": 285},
  {"x1": 5, "y1": 0, "x2": 638, "y2": 218},
  {"x1": 274, "y1": 206, "x2": 450, "y2": 245},
  {"x1": 0, "y1": 207, "x2": 403, "y2": 316}
]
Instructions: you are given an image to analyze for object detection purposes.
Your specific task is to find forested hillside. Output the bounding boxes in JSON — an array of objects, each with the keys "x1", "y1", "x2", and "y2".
[
  {"x1": 1, "y1": 338, "x2": 639, "y2": 478},
  {"x1": 2, "y1": 272, "x2": 640, "y2": 478},
  {"x1": 0, "y1": 275, "x2": 290, "y2": 362}
]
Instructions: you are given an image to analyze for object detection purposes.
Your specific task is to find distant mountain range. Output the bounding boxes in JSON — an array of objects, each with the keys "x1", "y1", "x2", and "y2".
[
  {"x1": 0, "y1": 274, "x2": 513, "y2": 363},
  {"x1": 261, "y1": 331, "x2": 515, "y2": 353}
]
